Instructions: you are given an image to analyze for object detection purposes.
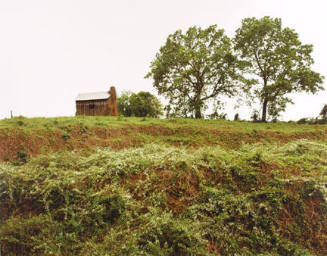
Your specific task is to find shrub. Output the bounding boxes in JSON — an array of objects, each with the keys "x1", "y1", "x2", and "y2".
[
  {"x1": 297, "y1": 118, "x2": 308, "y2": 124},
  {"x1": 117, "y1": 91, "x2": 162, "y2": 117},
  {"x1": 319, "y1": 104, "x2": 327, "y2": 118}
]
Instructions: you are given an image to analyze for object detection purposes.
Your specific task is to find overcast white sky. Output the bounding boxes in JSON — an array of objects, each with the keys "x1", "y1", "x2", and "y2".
[{"x1": 0, "y1": 0, "x2": 326, "y2": 120}]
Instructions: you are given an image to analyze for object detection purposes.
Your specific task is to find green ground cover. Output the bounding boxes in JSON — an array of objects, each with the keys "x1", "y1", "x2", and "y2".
[{"x1": 0, "y1": 117, "x2": 327, "y2": 255}]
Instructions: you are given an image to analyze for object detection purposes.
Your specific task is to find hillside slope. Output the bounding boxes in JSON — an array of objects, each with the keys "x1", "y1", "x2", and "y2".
[
  {"x1": 1, "y1": 116, "x2": 326, "y2": 162},
  {"x1": 1, "y1": 116, "x2": 327, "y2": 255}
]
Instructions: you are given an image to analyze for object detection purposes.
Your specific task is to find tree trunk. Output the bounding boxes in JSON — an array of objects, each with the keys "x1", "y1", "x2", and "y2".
[
  {"x1": 194, "y1": 91, "x2": 202, "y2": 119},
  {"x1": 262, "y1": 99, "x2": 268, "y2": 122},
  {"x1": 195, "y1": 106, "x2": 202, "y2": 119}
]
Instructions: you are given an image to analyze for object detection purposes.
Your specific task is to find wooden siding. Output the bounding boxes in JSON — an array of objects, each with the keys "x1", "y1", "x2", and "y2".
[{"x1": 76, "y1": 99, "x2": 110, "y2": 116}]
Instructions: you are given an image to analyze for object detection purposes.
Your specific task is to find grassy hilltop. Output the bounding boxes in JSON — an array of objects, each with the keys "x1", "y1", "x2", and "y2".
[
  {"x1": 0, "y1": 116, "x2": 327, "y2": 255},
  {"x1": 0, "y1": 116, "x2": 326, "y2": 162}
]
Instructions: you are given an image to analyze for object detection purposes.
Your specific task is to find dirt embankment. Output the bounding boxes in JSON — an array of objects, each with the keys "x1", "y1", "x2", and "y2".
[{"x1": 1, "y1": 124, "x2": 326, "y2": 162}]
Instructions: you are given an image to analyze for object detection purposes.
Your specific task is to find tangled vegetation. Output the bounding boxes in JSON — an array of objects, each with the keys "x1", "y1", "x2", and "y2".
[{"x1": 1, "y1": 133, "x2": 327, "y2": 255}]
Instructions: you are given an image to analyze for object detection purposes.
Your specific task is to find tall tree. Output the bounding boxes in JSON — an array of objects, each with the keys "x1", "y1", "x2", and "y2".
[
  {"x1": 234, "y1": 16, "x2": 324, "y2": 122},
  {"x1": 146, "y1": 25, "x2": 239, "y2": 118}
]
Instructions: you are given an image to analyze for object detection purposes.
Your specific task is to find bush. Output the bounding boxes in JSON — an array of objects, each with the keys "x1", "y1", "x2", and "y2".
[
  {"x1": 207, "y1": 111, "x2": 227, "y2": 120},
  {"x1": 117, "y1": 91, "x2": 162, "y2": 117},
  {"x1": 319, "y1": 104, "x2": 327, "y2": 119},
  {"x1": 297, "y1": 118, "x2": 308, "y2": 124},
  {"x1": 297, "y1": 117, "x2": 327, "y2": 125}
]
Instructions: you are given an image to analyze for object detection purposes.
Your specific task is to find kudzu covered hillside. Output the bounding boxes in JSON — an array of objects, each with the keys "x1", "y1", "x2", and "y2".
[{"x1": 0, "y1": 116, "x2": 327, "y2": 255}]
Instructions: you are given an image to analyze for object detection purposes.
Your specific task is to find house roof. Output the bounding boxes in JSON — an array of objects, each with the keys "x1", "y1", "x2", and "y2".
[{"x1": 76, "y1": 91, "x2": 110, "y2": 101}]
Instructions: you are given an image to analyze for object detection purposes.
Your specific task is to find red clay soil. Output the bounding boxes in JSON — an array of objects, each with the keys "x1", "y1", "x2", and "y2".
[
  {"x1": 0, "y1": 126, "x2": 140, "y2": 162},
  {"x1": 0, "y1": 124, "x2": 326, "y2": 162}
]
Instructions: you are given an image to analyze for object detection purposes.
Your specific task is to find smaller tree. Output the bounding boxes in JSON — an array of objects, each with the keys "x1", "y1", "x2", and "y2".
[
  {"x1": 117, "y1": 91, "x2": 162, "y2": 118},
  {"x1": 320, "y1": 104, "x2": 327, "y2": 119},
  {"x1": 129, "y1": 92, "x2": 162, "y2": 117},
  {"x1": 117, "y1": 91, "x2": 132, "y2": 117}
]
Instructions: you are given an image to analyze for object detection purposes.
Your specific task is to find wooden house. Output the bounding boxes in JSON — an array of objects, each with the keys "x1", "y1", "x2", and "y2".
[{"x1": 76, "y1": 86, "x2": 118, "y2": 116}]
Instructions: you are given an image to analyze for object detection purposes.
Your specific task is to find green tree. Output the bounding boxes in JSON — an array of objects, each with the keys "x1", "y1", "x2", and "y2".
[
  {"x1": 129, "y1": 91, "x2": 162, "y2": 117},
  {"x1": 117, "y1": 91, "x2": 162, "y2": 117},
  {"x1": 146, "y1": 25, "x2": 239, "y2": 118},
  {"x1": 234, "y1": 16, "x2": 324, "y2": 122}
]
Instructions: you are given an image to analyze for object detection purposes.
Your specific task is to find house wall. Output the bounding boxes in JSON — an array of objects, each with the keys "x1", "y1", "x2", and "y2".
[{"x1": 76, "y1": 99, "x2": 110, "y2": 116}]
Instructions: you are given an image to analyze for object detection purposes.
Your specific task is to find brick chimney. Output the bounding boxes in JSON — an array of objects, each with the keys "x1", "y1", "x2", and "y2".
[{"x1": 108, "y1": 86, "x2": 118, "y2": 116}]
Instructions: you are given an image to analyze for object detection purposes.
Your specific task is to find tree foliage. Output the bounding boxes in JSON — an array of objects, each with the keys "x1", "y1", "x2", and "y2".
[
  {"x1": 234, "y1": 16, "x2": 324, "y2": 121},
  {"x1": 117, "y1": 91, "x2": 132, "y2": 117},
  {"x1": 117, "y1": 91, "x2": 162, "y2": 117},
  {"x1": 146, "y1": 25, "x2": 239, "y2": 118}
]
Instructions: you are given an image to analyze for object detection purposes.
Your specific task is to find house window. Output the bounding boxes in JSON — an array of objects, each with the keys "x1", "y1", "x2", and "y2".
[{"x1": 89, "y1": 104, "x2": 95, "y2": 109}]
